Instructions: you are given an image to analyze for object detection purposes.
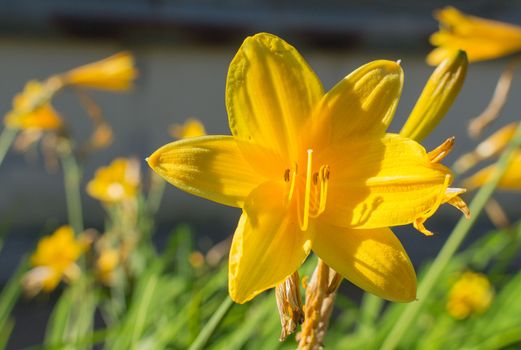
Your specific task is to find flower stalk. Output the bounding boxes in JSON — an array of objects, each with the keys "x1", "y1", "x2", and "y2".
[
  {"x1": 58, "y1": 140, "x2": 84, "y2": 235},
  {"x1": 0, "y1": 128, "x2": 18, "y2": 168},
  {"x1": 298, "y1": 259, "x2": 341, "y2": 350}
]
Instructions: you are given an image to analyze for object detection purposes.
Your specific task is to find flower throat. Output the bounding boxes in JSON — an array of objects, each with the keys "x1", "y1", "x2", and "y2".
[{"x1": 284, "y1": 149, "x2": 330, "y2": 231}]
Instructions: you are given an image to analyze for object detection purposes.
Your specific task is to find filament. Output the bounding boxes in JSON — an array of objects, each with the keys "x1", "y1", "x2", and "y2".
[{"x1": 299, "y1": 149, "x2": 313, "y2": 231}]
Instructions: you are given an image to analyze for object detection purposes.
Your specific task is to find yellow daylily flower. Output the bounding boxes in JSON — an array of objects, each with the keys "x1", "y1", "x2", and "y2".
[
  {"x1": 24, "y1": 226, "x2": 85, "y2": 294},
  {"x1": 148, "y1": 33, "x2": 468, "y2": 304},
  {"x1": 400, "y1": 50, "x2": 467, "y2": 142},
  {"x1": 60, "y1": 52, "x2": 137, "y2": 91},
  {"x1": 447, "y1": 271, "x2": 493, "y2": 319},
  {"x1": 428, "y1": 7, "x2": 521, "y2": 65},
  {"x1": 169, "y1": 118, "x2": 207, "y2": 139},
  {"x1": 4, "y1": 80, "x2": 63, "y2": 130},
  {"x1": 87, "y1": 158, "x2": 140, "y2": 203},
  {"x1": 463, "y1": 150, "x2": 521, "y2": 191}
]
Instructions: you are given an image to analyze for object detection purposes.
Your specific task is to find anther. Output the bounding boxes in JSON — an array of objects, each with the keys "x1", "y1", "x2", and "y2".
[
  {"x1": 429, "y1": 137, "x2": 455, "y2": 163},
  {"x1": 312, "y1": 173, "x2": 319, "y2": 185},
  {"x1": 284, "y1": 169, "x2": 291, "y2": 182}
]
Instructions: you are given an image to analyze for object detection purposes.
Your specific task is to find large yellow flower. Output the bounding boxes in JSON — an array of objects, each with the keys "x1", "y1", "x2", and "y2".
[
  {"x1": 148, "y1": 33, "x2": 467, "y2": 304},
  {"x1": 428, "y1": 7, "x2": 521, "y2": 65}
]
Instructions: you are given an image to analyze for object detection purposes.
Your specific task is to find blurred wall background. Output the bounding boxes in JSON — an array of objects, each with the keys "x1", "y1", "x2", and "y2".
[{"x1": 1, "y1": 0, "x2": 521, "y2": 278}]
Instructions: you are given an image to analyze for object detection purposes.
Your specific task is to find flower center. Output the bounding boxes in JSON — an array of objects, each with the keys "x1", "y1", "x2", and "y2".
[{"x1": 284, "y1": 149, "x2": 330, "y2": 231}]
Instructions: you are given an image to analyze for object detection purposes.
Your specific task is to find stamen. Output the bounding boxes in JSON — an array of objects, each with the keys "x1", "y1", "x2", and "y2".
[
  {"x1": 428, "y1": 137, "x2": 455, "y2": 163},
  {"x1": 413, "y1": 174, "x2": 451, "y2": 236},
  {"x1": 299, "y1": 149, "x2": 313, "y2": 231},
  {"x1": 309, "y1": 165, "x2": 330, "y2": 218},
  {"x1": 317, "y1": 165, "x2": 330, "y2": 215}
]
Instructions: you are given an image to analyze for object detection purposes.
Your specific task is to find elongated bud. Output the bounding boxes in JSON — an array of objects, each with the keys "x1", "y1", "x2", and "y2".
[
  {"x1": 60, "y1": 52, "x2": 137, "y2": 91},
  {"x1": 400, "y1": 50, "x2": 467, "y2": 142},
  {"x1": 276, "y1": 272, "x2": 304, "y2": 341}
]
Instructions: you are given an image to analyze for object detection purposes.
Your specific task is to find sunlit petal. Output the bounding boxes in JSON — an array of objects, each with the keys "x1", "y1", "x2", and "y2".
[
  {"x1": 226, "y1": 32, "x2": 323, "y2": 159},
  {"x1": 147, "y1": 135, "x2": 282, "y2": 207},
  {"x1": 311, "y1": 222, "x2": 416, "y2": 302},
  {"x1": 229, "y1": 182, "x2": 312, "y2": 303},
  {"x1": 321, "y1": 134, "x2": 454, "y2": 232},
  {"x1": 308, "y1": 60, "x2": 402, "y2": 149}
]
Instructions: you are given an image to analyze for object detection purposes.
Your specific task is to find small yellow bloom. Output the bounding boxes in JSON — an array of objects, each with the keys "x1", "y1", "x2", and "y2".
[
  {"x1": 400, "y1": 50, "x2": 467, "y2": 142},
  {"x1": 428, "y1": 7, "x2": 521, "y2": 65},
  {"x1": 447, "y1": 271, "x2": 494, "y2": 319},
  {"x1": 4, "y1": 80, "x2": 62, "y2": 130},
  {"x1": 87, "y1": 158, "x2": 140, "y2": 203},
  {"x1": 61, "y1": 52, "x2": 137, "y2": 91},
  {"x1": 463, "y1": 150, "x2": 521, "y2": 191},
  {"x1": 24, "y1": 226, "x2": 84, "y2": 294},
  {"x1": 96, "y1": 248, "x2": 119, "y2": 285},
  {"x1": 169, "y1": 118, "x2": 207, "y2": 139},
  {"x1": 148, "y1": 33, "x2": 468, "y2": 304}
]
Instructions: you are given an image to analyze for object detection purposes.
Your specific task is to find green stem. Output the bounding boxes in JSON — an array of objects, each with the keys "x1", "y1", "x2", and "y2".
[
  {"x1": 146, "y1": 173, "x2": 166, "y2": 217},
  {"x1": 188, "y1": 296, "x2": 234, "y2": 350},
  {"x1": 59, "y1": 145, "x2": 84, "y2": 234},
  {"x1": 381, "y1": 121, "x2": 521, "y2": 350},
  {"x1": 0, "y1": 128, "x2": 18, "y2": 168}
]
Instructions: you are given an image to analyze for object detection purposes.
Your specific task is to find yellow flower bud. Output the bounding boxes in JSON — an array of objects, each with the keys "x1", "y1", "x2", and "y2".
[
  {"x1": 400, "y1": 50, "x2": 467, "y2": 142},
  {"x1": 61, "y1": 52, "x2": 137, "y2": 91}
]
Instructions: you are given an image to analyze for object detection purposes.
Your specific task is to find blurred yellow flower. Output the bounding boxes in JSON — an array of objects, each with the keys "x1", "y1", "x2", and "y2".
[
  {"x1": 463, "y1": 150, "x2": 521, "y2": 191},
  {"x1": 24, "y1": 226, "x2": 85, "y2": 294},
  {"x1": 169, "y1": 118, "x2": 207, "y2": 139},
  {"x1": 4, "y1": 80, "x2": 62, "y2": 130},
  {"x1": 148, "y1": 33, "x2": 469, "y2": 304},
  {"x1": 447, "y1": 271, "x2": 494, "y2": 319},
  {"x1": 96, "y1": 248, "x2": 119, "y2": 285},
  {"x1": 400, "y1": 50, "x2": 467, "y2": 142},
  {"x1": 454, "y1": 122, "x2": 517, "y2": 174},
  {"x1": 61, "y1": 52, "x2": 137, "y2": 91},
  {"x1": 87, "y1": 158, "x2": 140, "y2": 203},
  {"x1": 428, "y1": 7, "x2": 521, "y2": 65}
]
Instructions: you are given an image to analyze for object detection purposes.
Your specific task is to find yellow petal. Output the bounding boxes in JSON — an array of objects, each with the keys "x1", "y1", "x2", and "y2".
[
  {"x1": 229, "y1": 182, "x2": 311, "y2": 303},
  {"x1": 463, "y1": 151, "x2": 521, "y2": 191},
  {"x1": 400, "y1": 50, "x2": 467, "y2": 142},
  {"x1": 226, "y1": 32, "x2": 323, "y2": 160},
  {"x1": 308, "y1": 60, "x2": 403, "y2": 149},
  {"x1": 311, "y1": 222, "x2": 416, "y2": 302},
  {"x1": 147, "y1": 136, "x2": 281, "y2": 208},
  {"x1": 321, "y1": 134, "x2": 454, "y2": 231},
  {"x1": 428, "y1": 7, "x2": 521, "y2": 64}
]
